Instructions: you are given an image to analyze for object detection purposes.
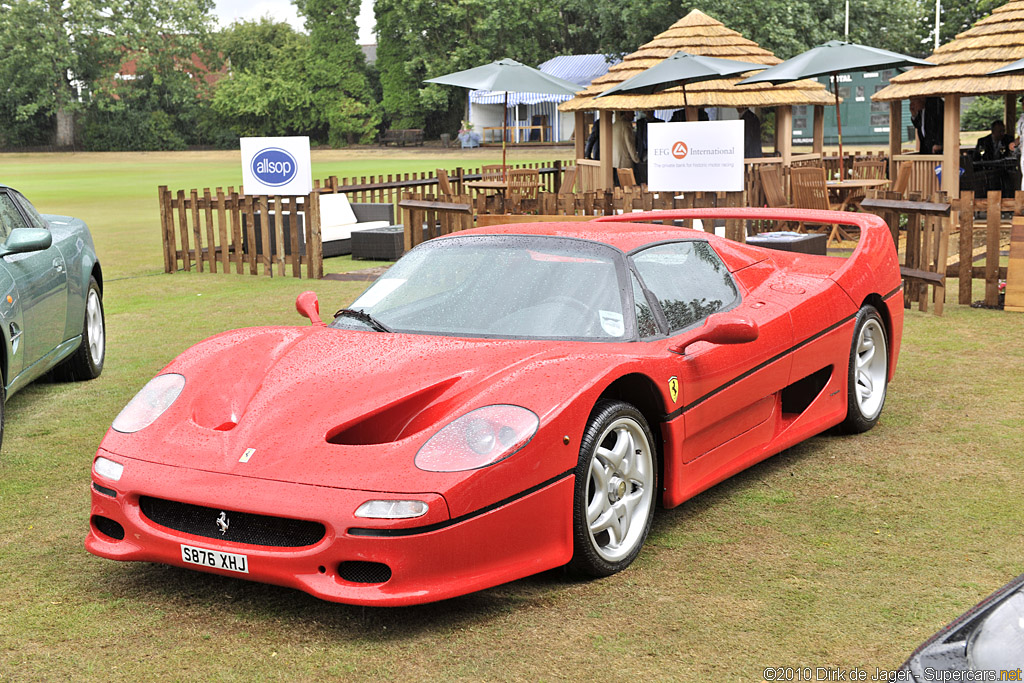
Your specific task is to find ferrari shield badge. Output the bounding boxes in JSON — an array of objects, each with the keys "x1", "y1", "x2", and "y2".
[
  {"x1": 668, "y1": 376, "x2": 679, "y2": 404},
  {"x1": 239, "y1": 448, "x2": 256, "y2": 463}
]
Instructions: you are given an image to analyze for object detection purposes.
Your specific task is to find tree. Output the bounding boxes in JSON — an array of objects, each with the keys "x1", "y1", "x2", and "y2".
[
  {"x1": 211, "y1": 20, "x2": 319, "y2": 139},
  {"x1": 0, "y1": 0, "x2": 214, "y2": 148},
  {"x1": 375, "y1": 0, "x2": 562, "y2": 136},
  {"x1": 295, "y1": 0, "x2": 380, "y2": 145}
]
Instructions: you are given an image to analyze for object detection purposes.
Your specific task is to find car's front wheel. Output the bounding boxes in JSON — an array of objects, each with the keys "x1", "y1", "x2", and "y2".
[
  {"x1": 569, "y1": 400, "x2": 657, "y2": 577},
  {"x1": 53, "y1": 275, "x2": 105, "y2": 382},
  {"x1": 839, "y1": 305, "x2": 889, "y2": 434}
]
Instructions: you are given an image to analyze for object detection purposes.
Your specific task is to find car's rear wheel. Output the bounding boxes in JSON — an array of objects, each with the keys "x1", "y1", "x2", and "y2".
[
  {"x1": 839, "y1": 305, "x2": 888, "y2": 434},
  {"x1": 53, "y1": 276, "x2": 105, "y2": 382},
  {"x1": 569, "y1": 400, "x2": 657, "y2": 577}
]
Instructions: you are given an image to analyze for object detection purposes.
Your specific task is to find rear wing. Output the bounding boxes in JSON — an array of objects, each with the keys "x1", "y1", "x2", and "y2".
[{"x1": 592, "y1": 207, "x2": 900, "y2": 296}]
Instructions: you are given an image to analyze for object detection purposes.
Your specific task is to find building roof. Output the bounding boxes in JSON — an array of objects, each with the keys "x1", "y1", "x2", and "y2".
[
  {"x1": 873, "y1": 0, "x2": 1024, "y2": 100},
  {"x1": 470, "y1": 54, "x2": 619, "y2": 105},
  {"x1": 560, "y1": 9, "x2": 833, "y2": 112}
]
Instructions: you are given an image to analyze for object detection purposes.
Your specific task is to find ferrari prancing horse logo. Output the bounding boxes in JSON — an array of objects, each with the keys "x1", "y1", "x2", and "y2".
[{"x1": 668, "y1": 376, "x2": 679, "y2": 403}]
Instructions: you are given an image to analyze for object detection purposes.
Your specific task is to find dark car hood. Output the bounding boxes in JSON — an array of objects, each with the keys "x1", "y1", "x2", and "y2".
[{"x1": 102, "y1": 326, "x2": 585, "y2": 491}]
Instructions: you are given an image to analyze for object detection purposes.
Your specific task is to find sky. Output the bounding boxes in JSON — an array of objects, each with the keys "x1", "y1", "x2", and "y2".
[{"x1": 212, "y1": 0, "x2": 375, "y2": 43}]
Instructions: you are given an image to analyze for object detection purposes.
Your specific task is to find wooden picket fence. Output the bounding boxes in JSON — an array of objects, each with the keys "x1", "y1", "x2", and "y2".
[
  {"x1": 159, "y1": 161, "x2": 573, "y2": 278},
  {"x1": 949, "y1": 190, "x2": 1022, "y2": 307}
]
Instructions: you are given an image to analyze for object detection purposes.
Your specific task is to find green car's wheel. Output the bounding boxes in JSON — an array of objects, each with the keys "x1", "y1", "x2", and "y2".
[{"x1": 53, "y1": 276, "x2": 105, "y2": 382}]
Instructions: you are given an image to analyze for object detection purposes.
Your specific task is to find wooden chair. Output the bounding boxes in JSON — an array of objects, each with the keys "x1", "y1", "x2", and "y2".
[
  {"x1": 481, "y1": 164, "x2": 506, "y2": 182},
  {"x1": 758, "y1": 165, "x2": 791, "y2": 209},
  {"x1": 507, "y1": 168, "x2": 540, "y2": 200},
  {"x1": 891, "y1": 161, "x2": 913, "y2": 197},
  {"x1": 436, "y1": 168, "x2": 454, "y2": 196},
  {"x1": 790, "y1": 166, "x2": 842, "y2": 241},
  {"x1": 558, "y1": 166, "x2": 578, "y2": 196},
  {"x1": 852, "y1": 159, "x2": 887, "y2": 180},
  {"x1": 617, "y1": 167, "x2": 637, "y2": 189}
]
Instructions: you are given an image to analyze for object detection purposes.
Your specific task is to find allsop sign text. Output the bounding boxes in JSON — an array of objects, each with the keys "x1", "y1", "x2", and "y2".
[
  {"x1": 240, "y1": 136, "x2": 312, "y2": 196},
  {"x1": 647, "y1": 121, "x2": 744, "y2": 192}
]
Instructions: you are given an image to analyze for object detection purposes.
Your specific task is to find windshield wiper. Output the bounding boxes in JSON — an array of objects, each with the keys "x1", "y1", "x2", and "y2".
[{"x1": 333, "y1": 308, "x2": 392, "y2": 333}]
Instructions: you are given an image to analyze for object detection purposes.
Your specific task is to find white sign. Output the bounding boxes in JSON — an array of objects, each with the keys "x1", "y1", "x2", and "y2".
[
  {"x1": 647, "y1": 121, "x2": 744, "y2": 192},
  {"x1": 240, "y1": 136, "x2": 312, "y2": 196}
]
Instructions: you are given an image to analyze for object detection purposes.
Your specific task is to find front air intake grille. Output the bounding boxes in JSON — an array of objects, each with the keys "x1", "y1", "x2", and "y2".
[
  {"x1": 139, "y1": 496, "x2": 326, "y2": 548},
  {"x1": 338, "y1": 561, "x2": 392, "y2": 584}
]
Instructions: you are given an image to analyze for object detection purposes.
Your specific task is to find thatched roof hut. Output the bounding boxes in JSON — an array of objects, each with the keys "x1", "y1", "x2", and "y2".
[
  {"x1": 872, "y1": 0, "x2": 1024, "y2": 197},
  {"x1": 560, "y1": 9, "x2": 833, "y2": 112},
  {"x1": 872, "y1": 0, "x2": 1024, "y2": 100}
]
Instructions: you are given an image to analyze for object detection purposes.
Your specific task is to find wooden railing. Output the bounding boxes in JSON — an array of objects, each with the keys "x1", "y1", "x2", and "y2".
[
  {"x1": 950, "y1": 191, "x2": 1023, "y2": 307},
  {"x1": 892, "y1": 154, "x2": 942, "y2": 197}
]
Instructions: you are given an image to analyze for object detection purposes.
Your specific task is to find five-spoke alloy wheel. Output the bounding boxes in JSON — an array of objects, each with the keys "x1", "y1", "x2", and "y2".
[
  {"x1": 570, "y1": 400, "x2": 657, "y2": 577},
  {"x1": 840, "y1": 305, "x2": 889, "y2": 433}
]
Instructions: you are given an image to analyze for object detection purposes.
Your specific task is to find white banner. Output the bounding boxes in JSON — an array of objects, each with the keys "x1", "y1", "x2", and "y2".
[
  {"x1": 240, "y1": 136, "x2": 312, "y2": 196},
  {"x1": 647, "y1": 121, "x2": 744, "y2": 192}
]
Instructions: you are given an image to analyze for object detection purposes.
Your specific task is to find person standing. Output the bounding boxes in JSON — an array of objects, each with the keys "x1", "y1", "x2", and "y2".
[
  {"x1": 737, "y1": 107, "x2": 763, "y2": 159},
  {"x1": 1016, "y1": 98, "x2": 1024, "y2": 190},
  {"x1": 909, "y1": 97, "x2": 944, "y2": 154},
  {"x1": 612, "y1": 110, "x2": 640, "y2": 184},
  {"x1": 634, "y1": 111, "x2": 657, "y2": 184}
]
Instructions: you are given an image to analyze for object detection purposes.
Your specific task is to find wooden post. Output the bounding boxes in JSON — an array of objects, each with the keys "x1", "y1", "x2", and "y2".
[
  {"x1": 176, "y1": 190, "x2": 191, "y2": 272},
  {"x1": 203, "y1": 188, "x2": 216, "y2": 274},
  {"x1": 158, "y1": 186, "x2": 173, "y2": 273},
  {"x1": 229, "y1": 188, "x2": 243, "y2": 275},
  {"x1": 599, "y1": 113, "x2": 613, "y2": 190},
  {"x1": 574, "y1": 111, "x2": 586, "y2": 161},
  {"x1": 986, "y1": 190, "x2": 1000, "y2": 306},
  {"x1": 958, "y1": 193, "x2": 974, "y2": 305},
  {"x1": 889, "y1": 101, "x2": 902, "y2": 179},
  {"x1": 307, "y1": 191, "x2": 322, "y2": 279},
  {"x1": 776, "y1": 105, "x2": 793, "y2": 166},
  {"x1": 216, "y1": 189, "x2": 229, "y2": 273},
  {"x1": 941, "y1": 94, "x2": 960, "y2": 198},
  {"x1": 190, "y1": 189, "x2": 202, "y2": 272},
  {"x1": 812, "y1": 105, "x2": 824, "y2": 155},
  {"x1": 1005, "y1": 93, "x2": 1017, "y2": 132}
]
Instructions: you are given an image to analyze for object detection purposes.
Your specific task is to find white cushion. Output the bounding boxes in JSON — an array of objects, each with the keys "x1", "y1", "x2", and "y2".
[
  {"x1": 353, "y1": 221, "x2": 392, "y2": 231},
  {"x1": 321, "y1": 223, "x2": 354, "y2": 242},
  {"x1": 319, "y1": 193, "x2": 357, "y2": 228}
]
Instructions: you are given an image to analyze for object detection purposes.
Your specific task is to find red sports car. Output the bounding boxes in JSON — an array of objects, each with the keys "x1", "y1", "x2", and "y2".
[{"x1": 86, "y1": 208, "x2": 903, "y2": 606}]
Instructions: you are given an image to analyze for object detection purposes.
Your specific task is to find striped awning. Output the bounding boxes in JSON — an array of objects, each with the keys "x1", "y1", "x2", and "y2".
[{"x1": 471, "y1": 54, "x2": 619, "y2": 105}]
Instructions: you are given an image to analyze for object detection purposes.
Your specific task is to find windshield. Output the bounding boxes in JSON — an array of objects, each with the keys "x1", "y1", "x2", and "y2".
[{"x1": 332, "y1": 235, "x2": 631, "y2": 340}]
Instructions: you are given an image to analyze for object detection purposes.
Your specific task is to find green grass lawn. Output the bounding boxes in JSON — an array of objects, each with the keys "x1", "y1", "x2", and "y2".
[{"x1": 1, "y1": 150, "x2": 1023, "y2": 680}]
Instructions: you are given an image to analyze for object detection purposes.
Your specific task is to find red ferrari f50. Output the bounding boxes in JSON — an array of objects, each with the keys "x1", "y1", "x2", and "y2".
[{"x1": 87, "y1": 208, "x2": 902, "y2": 605}]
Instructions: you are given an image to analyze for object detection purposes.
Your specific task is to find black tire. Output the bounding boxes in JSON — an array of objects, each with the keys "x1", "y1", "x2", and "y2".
[
  {"x1": 53, "y1": 275, "x2": 105, "y2": 382},
  {"x1": 569, "y1": 399, "x2": 657, "y2": 577},
  {"x1": 839, "y1": 305, "x2": 889, "y2": 434}
]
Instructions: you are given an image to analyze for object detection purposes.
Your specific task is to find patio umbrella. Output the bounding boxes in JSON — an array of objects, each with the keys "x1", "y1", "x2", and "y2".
[
  {"x1": 739, "y1": 40, "x2": 934, "y2": 176},
  {"x1": 594, "y1": 51, "x2": 767, "y2": 107},
  {"x1": 988, "y1": 58, "x2": 1024, "y2": 75},
  {"x1": 425, "y1": 59, "x2": 581, "y2": 173}
]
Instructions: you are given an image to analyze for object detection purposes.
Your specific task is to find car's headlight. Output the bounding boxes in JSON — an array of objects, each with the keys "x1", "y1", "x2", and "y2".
[
  {"x1": 355, "y1": 500, "x2": 429, "y2": 519},
  {"x1": 967, "y1": 591, "x2": 1024, "y2": 669},
  {"x1": 414, "y1": 405, "x2": 538, "y2": 472},
  {"x1": 93, "y1": 456, "x2": 124, "y2": 482},
  {"x1": 111, "y1": 374, "x2": 185, "y2": 433}
]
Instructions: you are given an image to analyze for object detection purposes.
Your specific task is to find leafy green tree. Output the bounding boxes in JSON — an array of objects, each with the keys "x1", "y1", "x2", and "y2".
[
  {"x1": 211, "y1": 20, "x2": 320, "y2": 139},
  {"x1": 0, "y1": 0, "x2": 214, "y2": 148},
  {"x1": 962, "y1": 95, "x2": 1004, "y2": 131},
  {"x1": 295, "y1": 0, "x2": 380, "y2": 145}
]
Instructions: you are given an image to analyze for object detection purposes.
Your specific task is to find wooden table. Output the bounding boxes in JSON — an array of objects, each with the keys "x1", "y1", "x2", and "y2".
[
  {"x1": 825, "y1": 178, "x2": 891, "y2": 242},
  {"x1": 464, "y1": 180, "x2": 509, "y2": 195}
]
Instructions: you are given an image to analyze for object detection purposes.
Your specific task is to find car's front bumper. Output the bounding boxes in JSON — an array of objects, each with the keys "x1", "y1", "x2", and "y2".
[{"x1": 85, "y1": 450, "x2": 575, "y2": 606}]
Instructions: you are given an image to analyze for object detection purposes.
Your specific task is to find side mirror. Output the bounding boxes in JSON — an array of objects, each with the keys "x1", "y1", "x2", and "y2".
[
  {"x1": 669, "y1": 314, "x2": 759, "y2": 355},
  {"x1": 295, "y1": 290, "x2": 325, "y2": 326},
  {"x1": 0, "y1": 228, "x2": 52, "y2": 257}
]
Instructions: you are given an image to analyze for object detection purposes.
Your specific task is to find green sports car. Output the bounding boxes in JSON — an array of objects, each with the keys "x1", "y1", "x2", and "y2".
[{"x1": 1, "y1": 184, "x2": 105, "y2": 449}]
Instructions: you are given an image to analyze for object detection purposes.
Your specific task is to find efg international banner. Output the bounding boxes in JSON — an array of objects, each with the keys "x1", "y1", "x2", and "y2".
[
  {"x1": 240, "y1": 136, "x2": 313, "y2": 196},
  {"x1": 647, "y1": 121, "x2": 744, "y2": 192}
]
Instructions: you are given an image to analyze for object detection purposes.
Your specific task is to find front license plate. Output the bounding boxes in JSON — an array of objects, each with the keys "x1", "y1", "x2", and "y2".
[{"x1": 180, "y1": 544, "x2": 249, "y2": 574}]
